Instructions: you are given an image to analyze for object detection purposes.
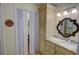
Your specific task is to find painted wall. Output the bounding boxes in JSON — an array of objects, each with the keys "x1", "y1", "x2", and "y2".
[
  {"x1": 46, "y1": 4, "x2": 57, "y2": 40},
  {"x1": 0, "y1": 4, "x2": 2, "y2": 54},
  {"x1": 55, "y1": 4, "x2": 79, "y2": 43},
  {"x1": 1, "y1": 3, "x2": 39, "y2": 54},
  {"x1": 46, "y1": 4, "x2": 79, "y2": 54},
  {"x1": 46, "y1": 4, "x2": 79, "y2": 42}
]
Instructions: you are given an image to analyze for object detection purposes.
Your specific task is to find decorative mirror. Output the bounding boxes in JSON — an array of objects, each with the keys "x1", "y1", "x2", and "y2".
[{"x1": 57, "y1": 18, "x2": 79, "y2": 38}]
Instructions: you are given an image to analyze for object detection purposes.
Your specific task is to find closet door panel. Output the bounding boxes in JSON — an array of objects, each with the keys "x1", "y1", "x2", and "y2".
[{"x1": 15, "y1": 9, "x2": 29, "y2": 55}]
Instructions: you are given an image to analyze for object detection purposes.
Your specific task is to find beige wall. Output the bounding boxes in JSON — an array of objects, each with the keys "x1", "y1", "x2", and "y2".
[
  {"x1": 46, "y1": 4, "x2": 57, "y2": 40},
  {"x1": 46, "y1": 4, "x2": 79, "y2": 44},
  {"x1": 56, "y1": 5, "x2": 79, "y2": 43},
  {"x1": 1, "y1": 3, "x2": 38, "y2": 54},
  {"x1": 2, "y1": 4, "x2": 16, "y2": 54}
]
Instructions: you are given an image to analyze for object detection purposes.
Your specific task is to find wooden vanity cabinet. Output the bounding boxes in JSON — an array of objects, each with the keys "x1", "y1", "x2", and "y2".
[
  {"x1": 56, "y1": 45, "x2": 75, "y2": 55},
  {"x1": 45, "y1": 40, "x2": 55, "y2": 55},
  {"x1": 45, "y1": 40, "x2": 75, "y2": 55}
]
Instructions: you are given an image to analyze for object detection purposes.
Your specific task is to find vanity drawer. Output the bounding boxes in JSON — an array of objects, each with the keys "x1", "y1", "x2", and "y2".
[
  {"x1": 46, "y1": 40, "x2": 55, "y2": 49},
  {"x1": 45, "y1": 45, "x2": 55, "y2": 55},
  {"x1": 56, "y1": 50, "x2": 65, "y2": 55},
  {"x1": 56, "y1": 45, "x2": 75, "y2": 55}
]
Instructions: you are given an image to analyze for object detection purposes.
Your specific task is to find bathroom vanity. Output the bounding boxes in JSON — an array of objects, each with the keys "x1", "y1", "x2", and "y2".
[{"x1": 45, "y1": 37, "x2": 77, "y2": 55}]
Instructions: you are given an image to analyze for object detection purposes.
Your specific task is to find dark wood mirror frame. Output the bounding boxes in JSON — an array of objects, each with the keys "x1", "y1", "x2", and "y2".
[{"x1": 57, "y1": 18, "x2": 79, "y2": 38}]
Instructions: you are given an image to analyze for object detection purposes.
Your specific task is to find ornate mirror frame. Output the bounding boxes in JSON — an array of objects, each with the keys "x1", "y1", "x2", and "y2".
[{"x1": 57, "y1": 18, "x2": 79, "y2": 38}]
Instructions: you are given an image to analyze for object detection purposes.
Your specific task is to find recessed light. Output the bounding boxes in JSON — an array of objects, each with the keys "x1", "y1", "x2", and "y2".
[
  {"x1": 57, "y1": 13, "x2": 61, "y2": 17},
  {"x1": 71, "y1": 8, "x2": 77, "y2": 13},
  {"x1": 63, "y1": 11, "x2": 68, "y2": 15}
]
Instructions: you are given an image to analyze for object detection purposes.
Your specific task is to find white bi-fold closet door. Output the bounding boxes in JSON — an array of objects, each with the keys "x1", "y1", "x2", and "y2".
[
  {"x1": 15, "y1": 8, "x2": 39, "y2": 55},
  {"x1": 15, "y1": 9, "x2": 29, "y2": 55}
]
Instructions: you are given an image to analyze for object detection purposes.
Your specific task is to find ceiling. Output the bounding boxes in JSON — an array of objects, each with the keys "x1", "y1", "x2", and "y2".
[
  {"x1": 50, "y1": 3, "x2": 79, "y2": 11},
  {"x1": 51, "y1": 3, "x2": 79, "y2": 7}
]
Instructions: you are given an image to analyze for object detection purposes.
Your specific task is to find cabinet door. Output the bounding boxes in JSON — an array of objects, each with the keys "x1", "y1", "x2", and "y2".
[
  {"x1": 45, "y1": 40, "x2": 55, "y2": 55},
  {"x1": 46, "y1": 40, "x2": 55, "y2": 48},
  {"x1": 45, "y1": 45, "x2": 55, "y2": 55},
  {"x1": 56, "y1": 45, "x2": 75, "y2": 55},
  {"x1": 56, "y1": 50, "x2": 65, "y2": 55},
  {"x1": 38, "y1": 4, "x2": 46, "y2": 54}
]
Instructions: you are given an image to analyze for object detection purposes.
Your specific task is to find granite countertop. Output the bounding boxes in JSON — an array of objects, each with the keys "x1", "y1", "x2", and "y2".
[{"x1": 46, "y1": 37, "x2": 77, "y2": 53}]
